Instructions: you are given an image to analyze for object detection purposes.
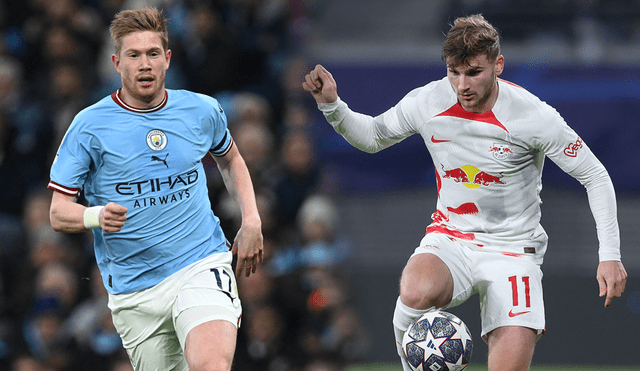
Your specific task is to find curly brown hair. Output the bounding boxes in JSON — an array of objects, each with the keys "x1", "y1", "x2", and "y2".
[
  {"x1": 441, "y1": 14, "x2": 500, "y2": 67},
  {"x1": 109, "y1": 7, "x2": 169, "y2": 55}
]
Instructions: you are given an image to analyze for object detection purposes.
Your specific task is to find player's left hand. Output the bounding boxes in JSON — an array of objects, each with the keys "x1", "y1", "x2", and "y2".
[
  {"x1": 596, "y1": 260, "x2": 627, "y2": 307},
  {"x1": 232, "y1": 221, "x2": 264, "y2": 278}
]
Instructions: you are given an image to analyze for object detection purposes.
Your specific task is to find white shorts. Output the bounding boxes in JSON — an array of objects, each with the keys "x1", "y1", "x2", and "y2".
[
  {"x1": 411, "y1": 233, "x2": 545, "y2": 338},
  {"x1": 108, "y1": 252, "x2": 242, "y2": 371}
]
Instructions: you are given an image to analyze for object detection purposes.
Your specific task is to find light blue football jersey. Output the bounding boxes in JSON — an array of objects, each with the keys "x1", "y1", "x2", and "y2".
[{"x1": 49, "y1": 89, "x2": 233, "y2": 294}]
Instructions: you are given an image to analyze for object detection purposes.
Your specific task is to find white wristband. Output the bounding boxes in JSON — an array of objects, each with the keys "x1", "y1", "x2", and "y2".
[{"x1": 84, "y1": 206, "x2": 104, "y2": 230}]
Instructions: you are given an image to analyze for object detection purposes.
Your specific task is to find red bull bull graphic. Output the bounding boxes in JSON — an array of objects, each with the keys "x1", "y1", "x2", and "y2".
[
  {"x1": 473, "y1": 171, "x2": 505, "y2": 186},
  {"x1": 441, "y1": 164, "x2": 505, "y2": 188},
  {"x1": 441, "y1": 166, "x2": 470, "y2": 183}
]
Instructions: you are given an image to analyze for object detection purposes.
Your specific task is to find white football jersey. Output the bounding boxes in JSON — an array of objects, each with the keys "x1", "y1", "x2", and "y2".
[{"x1": 319, "y1": 77, "x2": 620, "y2": 265}]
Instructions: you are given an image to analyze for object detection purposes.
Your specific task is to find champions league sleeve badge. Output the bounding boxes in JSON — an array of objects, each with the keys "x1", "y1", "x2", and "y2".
[{"x1": 147, "y1": 129, "x2": 168, "y2": 151}]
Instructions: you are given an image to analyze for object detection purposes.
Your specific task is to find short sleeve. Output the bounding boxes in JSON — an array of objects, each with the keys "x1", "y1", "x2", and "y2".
[
  {"x1": 48, "y1": 117, "x2": 92, "y2": 196},
  {"x1": 207, "y1": 99, "x2": 233, "y2": 157}
]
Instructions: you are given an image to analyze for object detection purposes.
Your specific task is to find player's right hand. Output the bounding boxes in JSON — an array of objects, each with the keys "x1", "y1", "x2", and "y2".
[
  {"x1": 302, "y1": 64, "x2": 338, "y2": 104},
  {"x1": 232, "y1": 221, "x2": 264, "y2": 278},
  {"x1": 596, "y1": 260, "x2": 627, "y2": 307},
  {"x1": 101, "y1": 202, "x2": 128, "y2": 233}
]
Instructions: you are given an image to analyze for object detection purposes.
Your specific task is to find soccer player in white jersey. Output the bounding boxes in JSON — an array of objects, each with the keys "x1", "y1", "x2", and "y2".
[
  {"x1": 303, "y1": 14, "x2": 627, "y2": 371},
  {"x1": 48, "y1": 8, "x2": 263, "y2": 371}
]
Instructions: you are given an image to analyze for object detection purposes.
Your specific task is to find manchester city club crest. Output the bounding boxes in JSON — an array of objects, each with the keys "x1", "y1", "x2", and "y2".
[{"x1": 146, "y1": 129, "x2": 167, "y2": 151}]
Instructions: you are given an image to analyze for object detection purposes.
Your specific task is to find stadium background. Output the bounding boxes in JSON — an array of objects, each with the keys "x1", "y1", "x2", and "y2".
[{"x1": 0, "y1": 0, "x2": 637, "y2": 370}]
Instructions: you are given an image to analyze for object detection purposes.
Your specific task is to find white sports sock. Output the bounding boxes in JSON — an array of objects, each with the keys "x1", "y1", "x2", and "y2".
[{"x1": 392, "y1": 297, "x2": 434, "y2": 371}]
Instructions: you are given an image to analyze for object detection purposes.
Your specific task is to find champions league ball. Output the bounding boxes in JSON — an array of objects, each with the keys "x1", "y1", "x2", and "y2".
[{"x1": 402, "y1": 311, "x2": 473, "y2": 371}]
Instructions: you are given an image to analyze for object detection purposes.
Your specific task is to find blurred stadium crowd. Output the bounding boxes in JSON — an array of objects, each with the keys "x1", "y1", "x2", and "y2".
[
  {"x1": 0, "y1": 0, "x2": 370, "y2": 370},
  {"x1": 446, "y1": 0, "x2": 640, "y2": 43}
]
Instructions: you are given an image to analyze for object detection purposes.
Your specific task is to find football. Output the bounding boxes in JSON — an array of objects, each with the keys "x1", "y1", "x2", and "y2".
[{"x1": 402, "y1": 310, "x2": 473, "y2": 371}]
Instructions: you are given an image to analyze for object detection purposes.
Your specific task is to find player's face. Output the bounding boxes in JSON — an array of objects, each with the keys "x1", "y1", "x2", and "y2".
[
  {"x1": 447, "y1": 54, "x2": 504, "y2": 113},
  {"x1": 112, "y1": 31, "x2": 171, "y2": 108}
]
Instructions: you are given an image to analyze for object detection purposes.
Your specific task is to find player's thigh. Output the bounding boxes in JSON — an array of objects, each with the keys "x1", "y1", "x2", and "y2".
[
  {"x1": 400, "y1": 253, "x2": 453, "y2": 308},
  {"x1": 109, "y1": 280, "x2": 186, "y2": 371},
  {"x1": 476, "y1": 253, "x2": 545, "y2": 338},
  {"x1": 174, "y1": 283, "x2": 241, "y2": 371},
  {"x1": 401, "y1": 234, "x2": 472, "y2": 309},
  {"x1": 172, "y1": 255, "x2": 241, "y2": 348},
  {"x1": 184, "y1": 319, "x2": 237, "y2": 371},
  {"x1": 486, "y1": 325, "x2": 539, "y2": 349},
  {"x1": 486, "y1": 325, "x2": 539, "y2": 371},
  {"x1": 127, "y1": 333, "x2": 188, "y2": 371}
]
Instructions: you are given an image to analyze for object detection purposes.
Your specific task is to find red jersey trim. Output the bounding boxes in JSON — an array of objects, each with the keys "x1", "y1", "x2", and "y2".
[
  {"x1": 447, "y1": 202, "x2": 479, "y2": 215},
  {"x1": 111, "y1": 89, "x2": 168, "y2": 113},
  {"x1": 426, "y1": 224, "x2": 476, "y2": 241},
  {"x1": 436, "y1": 103, "x2": 508, "y2": 133},
  {"x1": 426, "y1": 209, "x2": 476, "y2": 240},
  {"x1": 48, "y1": 181, "x2": 81, "y2": 197},
  {"x1": 498, "y1": 78, "x2": 524, "y2": 89}
]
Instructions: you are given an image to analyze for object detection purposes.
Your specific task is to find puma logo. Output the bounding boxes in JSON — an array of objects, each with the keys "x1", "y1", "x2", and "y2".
[{"x1": 151, "y1": 153, "x2": 169, "y2": 168}]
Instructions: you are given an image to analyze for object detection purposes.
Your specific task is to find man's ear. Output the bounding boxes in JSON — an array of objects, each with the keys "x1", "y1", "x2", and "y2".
[
  {"x1": 165, "y1": 49, "x2": 171, "y2": 70},
  {"x1": 495, "y1": 55, "x2": 504, "y2": 76},
  {"x1": 112, "y1": 54, "x2": 121, "y2": 74}
]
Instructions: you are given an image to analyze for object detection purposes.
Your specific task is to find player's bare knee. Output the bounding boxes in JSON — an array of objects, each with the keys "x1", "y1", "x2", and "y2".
[
  {"x1": 400, "y1": 283, "x2": 447, "y2": 310},
  {"x1": 400, "y1": 272, "x2": 448, "y2": 309},
  {"x1": 186, "y1": 354, "x2": 232, "y2": 371},
  {"x1": 400, "y1": 257, "x2": 453, "y2": 310},
  {"x1": 185, "y1": 339, "x2": 235, "y2": 371}
]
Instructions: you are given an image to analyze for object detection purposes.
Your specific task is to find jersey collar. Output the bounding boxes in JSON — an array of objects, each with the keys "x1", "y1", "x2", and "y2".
[{"x1": 111, "y1": 89, "x2": 168, "y2": 113}]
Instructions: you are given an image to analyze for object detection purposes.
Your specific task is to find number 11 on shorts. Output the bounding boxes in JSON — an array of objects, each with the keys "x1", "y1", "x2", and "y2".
[{"x1": 508, "y1": 275, "x2": 531, "y2": 308}]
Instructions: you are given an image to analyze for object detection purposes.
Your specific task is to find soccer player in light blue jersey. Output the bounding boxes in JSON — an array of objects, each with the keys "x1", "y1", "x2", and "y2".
[{"x1": 48, "y1": 7, "x2": 263, "y2": 371}]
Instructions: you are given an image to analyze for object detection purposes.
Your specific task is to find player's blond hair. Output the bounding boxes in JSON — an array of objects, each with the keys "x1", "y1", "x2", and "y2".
[
  {"x1": 441, "y1": 14, "x2": 500, "y2": 67},
  {"x1": 109, "y1": 7, "x2": 169, "y2": 55}
]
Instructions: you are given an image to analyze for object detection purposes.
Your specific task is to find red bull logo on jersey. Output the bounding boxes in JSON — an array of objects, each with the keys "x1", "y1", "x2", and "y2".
[
  {"x1": 441, "y1": 164, "x2": 505, "y2": 188},
  {"x1": 489, "y1": 143, "x2": 514, "y2": 160}
]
